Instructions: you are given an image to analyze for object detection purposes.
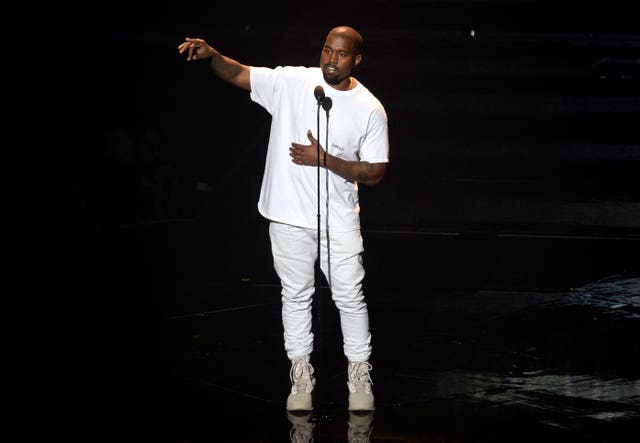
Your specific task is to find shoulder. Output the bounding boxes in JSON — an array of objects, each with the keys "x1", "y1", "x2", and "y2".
[
  {"x1": 282, "y1": 66, "x2": 318, "y2": 78},
  {"x1": 251, "y1": 65, "x2": 317, "y2": 81},
  {"x1": 257, "y1": 65, "x2": 316, "y2": 75},
  {"x1": 355, "y1": 83, "x2": 387, "y2": 113}
]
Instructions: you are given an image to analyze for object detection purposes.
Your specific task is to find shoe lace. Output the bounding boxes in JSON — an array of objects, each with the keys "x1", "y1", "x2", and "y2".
[
  {"x1": 290, "y1": 358, "x2": 315, "y2": 394},
  {"x1": 348, "y1": 361, "x2": 373, "y2": 393}
]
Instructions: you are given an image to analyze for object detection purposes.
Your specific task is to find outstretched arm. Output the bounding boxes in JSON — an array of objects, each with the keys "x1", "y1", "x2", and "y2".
[
  {"x1": 290, "y1": 130, "x2": 387, "y2": 186},
  {"x1": 178, "y1": 37, "x2": 251, "y2": 91}
]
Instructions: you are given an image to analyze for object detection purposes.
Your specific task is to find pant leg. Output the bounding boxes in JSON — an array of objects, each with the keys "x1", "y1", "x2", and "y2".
[
  {"x1": 269, "y1": 221, "x2": 317, "y2": 360},
  {"x1": 320, "y1": 229, "x2": 372, "y2": 362}
]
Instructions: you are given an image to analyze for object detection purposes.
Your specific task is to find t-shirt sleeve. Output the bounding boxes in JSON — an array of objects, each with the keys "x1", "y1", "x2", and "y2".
[
  {"x1": 249, "y1": 66, "x2": 281, "y2": 115},
  {"x1": 359, "y1": 107, "x2": 390, "y2": 164}
]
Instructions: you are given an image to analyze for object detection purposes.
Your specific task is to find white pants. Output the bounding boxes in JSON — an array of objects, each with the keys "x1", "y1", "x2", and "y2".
[{"x1": 269, "y1": 221, "x2": 372, "y2": 362}]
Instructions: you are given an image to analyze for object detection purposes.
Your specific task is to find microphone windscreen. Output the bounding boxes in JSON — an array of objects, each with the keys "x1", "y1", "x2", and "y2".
[
  {"x1": 322, "y1": 96, "x2": 333, "y2": 112},
  {"x1": 314, "y1": 85, "x2": 325, "y2": 102}
]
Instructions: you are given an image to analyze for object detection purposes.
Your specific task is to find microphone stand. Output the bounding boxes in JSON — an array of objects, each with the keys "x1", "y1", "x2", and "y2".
[
  {"x1": 313, "y1": 93, "x2": 325, "y2": 377},
  {"x1": 314, "y1": 96, "x2": 333, "y2": 299},
  {"x1": 314, "y1": 97, "x2": 332, "y2": 386},
  {"x1": 311, "y1": 86, "x2": 332, "y2": 391},
  {"x1": 315, "y1": 97, "x2": 322, "y2": 322},
  {"x1": 321, "y1": 97, "x2": 333, "y2": 293}
]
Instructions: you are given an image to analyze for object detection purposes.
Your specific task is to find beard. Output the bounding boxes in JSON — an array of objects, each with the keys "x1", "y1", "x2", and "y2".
[
  {"x1": 323, "y1": 74, "x2": 341, "y2": 85},
  {"x1": 322, "y1": 65, "x2": 342, "y2": 85}
]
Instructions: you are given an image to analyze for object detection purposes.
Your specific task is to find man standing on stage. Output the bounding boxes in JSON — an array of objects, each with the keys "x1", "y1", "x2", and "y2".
[{"x1": 178, "y1": 25, "x2": 390, "y2": 412}]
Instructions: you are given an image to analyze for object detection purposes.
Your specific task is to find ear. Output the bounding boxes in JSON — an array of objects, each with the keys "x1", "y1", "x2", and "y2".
[{"x1": 353, "y1": 53, "x2": 362, "y2": 68}]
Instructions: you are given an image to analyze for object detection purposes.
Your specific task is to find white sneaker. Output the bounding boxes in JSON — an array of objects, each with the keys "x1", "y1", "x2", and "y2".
[
  {"x1": 347, "y1": 361, "x2": 375, "y2": 411},
  {"x1": 286, "y1": 355, "x2": 315, "y2": 411}
]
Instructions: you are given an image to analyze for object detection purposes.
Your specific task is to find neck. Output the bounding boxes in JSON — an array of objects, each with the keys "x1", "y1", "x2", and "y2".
[
  {"x1": 327, "y1": 76, "x2": 355, "y2": 91},
  {"x1": 340, "y1": 77, "x2": 354, "y2": 91}
]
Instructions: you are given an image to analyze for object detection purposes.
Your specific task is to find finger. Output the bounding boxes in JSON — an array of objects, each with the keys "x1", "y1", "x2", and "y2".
[{"x1": 306, "y1": 130, "x2": 317, "y2": 143}]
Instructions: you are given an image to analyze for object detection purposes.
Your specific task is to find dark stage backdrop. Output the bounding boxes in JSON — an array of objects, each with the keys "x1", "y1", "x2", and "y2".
[{"x1": 72, "y1": 0, "x2": 639, "y2": 235}]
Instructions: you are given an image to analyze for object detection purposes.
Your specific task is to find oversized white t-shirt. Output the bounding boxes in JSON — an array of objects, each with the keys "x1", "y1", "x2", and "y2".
[{"x1": 249, "y1": 66, "x2": 389, "y2": 232}]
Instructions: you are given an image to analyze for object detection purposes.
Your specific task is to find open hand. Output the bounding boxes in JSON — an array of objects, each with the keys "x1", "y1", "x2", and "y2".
[
  {"x1": 178, "y1": 38, "x2": 215, "y2": 61},
  {"x1": 290, "y1": 130, "x2": 325, "y2": 166}
]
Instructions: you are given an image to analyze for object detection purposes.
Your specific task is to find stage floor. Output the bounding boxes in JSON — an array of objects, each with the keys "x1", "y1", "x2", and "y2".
[{"x1": 75, "y1": 220, "x2": 639, "y2": 442}]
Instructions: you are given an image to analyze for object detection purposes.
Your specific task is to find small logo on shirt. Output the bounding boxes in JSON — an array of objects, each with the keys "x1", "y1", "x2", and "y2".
[{"x1": 331, "y1": 143, "x2": 344, "y2": 152}]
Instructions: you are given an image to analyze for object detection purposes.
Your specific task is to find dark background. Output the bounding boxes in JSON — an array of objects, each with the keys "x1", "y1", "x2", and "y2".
[
  {"x1": 60, "y1": 0, "x2": 640, "y2": 300},
  {"x1": 71, "y1": 0, "x2": 639, "y2": 235},
  {"x1": 64, "y1": 0, "x2": 640, "y2": 299}
]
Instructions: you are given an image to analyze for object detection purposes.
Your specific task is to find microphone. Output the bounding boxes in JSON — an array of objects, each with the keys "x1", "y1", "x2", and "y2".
[
  {"x1": 314, "y1": 85, "x2": 325, "y2": 104},
  {"x1": 322, "y1": 96, "x2": 332, "y2": 115}
]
